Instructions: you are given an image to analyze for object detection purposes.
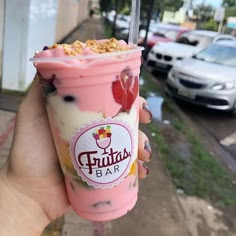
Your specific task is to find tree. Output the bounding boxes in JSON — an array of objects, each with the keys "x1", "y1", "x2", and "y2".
[
  {"x1": 194, "y1": 4, "x2": 215, "y2": 22},
  {"x1": 157, "y1": 0, "x2": 184, "y2": 12},
  {"x1": 225, "y1": 6, "x2": 236, "y2": 17},
  {"x1": 140, "y1": 0, "x2": 184, "y2": 22},
  {"x1": 100, "y1": 0, "x2": 130, "y2": 13},
  {"x1": 222, "y1": 0, "x2": 236, "y2": 7},
  {"x1": 112, "y1": 0, "x2": 119, "y2": 36},
  {"x1": 202, "y1": 19, "x2": 218, "y2": 31},
  {"x1": 99, "y1": 0, "x2": 109, "y2": 13},
  {"x1": 154, "y1": 0, "x2": 184, "y2": 20}
]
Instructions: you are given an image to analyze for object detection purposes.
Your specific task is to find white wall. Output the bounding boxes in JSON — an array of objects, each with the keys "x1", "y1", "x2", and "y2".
[
  {"x1": 2, "y1": 0, "x2": 89, "y2": 91},
  {"x1": 0, "y1": 0, "x2": 4, "y2": 80},
  {"x1": 55, "y1": 0, "x2": 80, "y2": 41},
  {"x1": 2, "y1": 0, "x2": 30, "y2": 91},
  {"x1": 2, "y1": 0, "x2": 58, "y2": 91},
  {"x1": 55, "y1": 0, "x2": 89, "y2": 42},
  {"x1": 26, "y1": 0, "x2": 58, "y2": 89}
]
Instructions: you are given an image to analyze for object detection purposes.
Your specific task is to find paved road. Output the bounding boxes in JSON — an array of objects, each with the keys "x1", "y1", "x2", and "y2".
[{"x1": 177, "y1": 101, "x2": 236, "y2": 157}]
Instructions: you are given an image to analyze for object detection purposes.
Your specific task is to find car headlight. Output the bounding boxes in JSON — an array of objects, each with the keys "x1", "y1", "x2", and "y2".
[
  {"x1": 210, "y1": 82, "x2": 235, "y2": 90},
  {"x1": 169, "y1": 68, "x2": 177, "y2": 79}
]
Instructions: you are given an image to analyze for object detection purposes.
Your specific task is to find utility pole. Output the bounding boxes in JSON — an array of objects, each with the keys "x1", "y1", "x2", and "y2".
[
  {"x1": 143, "y1": 0, "x2": 155, "y2": 57},
  {"x1": 214, "y1": 7, "x2": 225, "y2": 33}
]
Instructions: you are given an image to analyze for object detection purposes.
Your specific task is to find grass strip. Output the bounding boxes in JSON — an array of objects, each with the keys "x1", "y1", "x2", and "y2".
[{"x1": 141, "y1": 69, "x2": 236, "y2": 206}]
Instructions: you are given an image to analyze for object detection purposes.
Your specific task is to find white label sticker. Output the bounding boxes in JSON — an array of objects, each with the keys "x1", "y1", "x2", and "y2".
[{"x1": 70, "y1": 118, "x2": 133, "y2": 189}]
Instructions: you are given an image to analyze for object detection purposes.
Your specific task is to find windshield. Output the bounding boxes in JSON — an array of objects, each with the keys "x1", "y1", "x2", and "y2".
[
  {"x1": 194, "y1": 44, "x2": 236, "y2": 67},
  {"x1": 177, "y1": 32, "x2": 213, "y2": 47},
  {"x1": 164, "y1": 30, "x2": 179, "y2": 40},
  {"x1": 154, "y1": 27, "x2": 179, "y2": 40}
]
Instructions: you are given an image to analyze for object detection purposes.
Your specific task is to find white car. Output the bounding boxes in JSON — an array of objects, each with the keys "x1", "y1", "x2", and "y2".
[
  {"x1": 115, "y1": 14, "x2": 131, "y2": 31},
  {"x1": 147, "y1": 30, "x2": 236, "y2": 73}
]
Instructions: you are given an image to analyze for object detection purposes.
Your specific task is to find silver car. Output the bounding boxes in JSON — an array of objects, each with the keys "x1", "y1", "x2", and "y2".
[{"x1": 165, "y1": 40, "x2": 236, "y2": 115}]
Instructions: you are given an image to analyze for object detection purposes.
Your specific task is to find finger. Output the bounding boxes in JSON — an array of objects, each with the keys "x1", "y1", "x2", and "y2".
[
  {"x1": 139, "y1": 97, "x2": 152, "y2": 124},
  {"x1": 138, "y1": 130, "x2": 152, "y2": 162},
  {"x1": 18, "y1": 74, "x2": 45, "y2": 120},
  {"x1": 138, "y1": 161, "x2": 149, "y2": 179},
  {"x1": 10, "y1": 76, "x2": 59, "y2": 176}
]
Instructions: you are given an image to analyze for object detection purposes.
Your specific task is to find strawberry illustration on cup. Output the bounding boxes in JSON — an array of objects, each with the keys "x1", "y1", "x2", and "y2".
[{"x1": 112, "y1": 66, "x2": 139, "y2": 112}]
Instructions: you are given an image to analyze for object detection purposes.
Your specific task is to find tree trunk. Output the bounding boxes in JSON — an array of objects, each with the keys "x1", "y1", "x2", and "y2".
[
  {"x1": 143, "y1": 0, "x2": 155, "y2": 57},
  {"x1": 112, "y1": 0, "x2": 119, "y2": 37}
]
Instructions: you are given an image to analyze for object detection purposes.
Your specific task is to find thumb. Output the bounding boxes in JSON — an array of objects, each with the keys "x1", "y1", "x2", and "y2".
[{"x1": 9, "y1": 75, "x2": 58, "y2": 177}]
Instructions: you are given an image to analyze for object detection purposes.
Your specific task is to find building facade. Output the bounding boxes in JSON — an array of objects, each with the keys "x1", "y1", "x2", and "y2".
[{"x1": 0, "y1": 0, "x2": 90, "y2": 92}]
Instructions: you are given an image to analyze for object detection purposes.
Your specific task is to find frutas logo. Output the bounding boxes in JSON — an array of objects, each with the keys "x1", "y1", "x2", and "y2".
[
  {"x1": 70, "y1": 118, "x2": 133, "y2": 189},
  {"x1": 92, "y1": 126, "x2": 112, "y2": 155}
]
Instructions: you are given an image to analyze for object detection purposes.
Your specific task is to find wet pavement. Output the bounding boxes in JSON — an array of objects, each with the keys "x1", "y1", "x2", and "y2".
[
  {"x1": 176, "y1": 100, "x2": 236, "y2": 177},
  {"x1": 145, "y1": 71, "x2": 236, "y2": 236},
  {"x1": 149, "y1": 70, "x2": 236, "y2": 179}
]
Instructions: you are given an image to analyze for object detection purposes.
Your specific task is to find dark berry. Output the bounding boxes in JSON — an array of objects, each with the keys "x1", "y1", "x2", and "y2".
[
  {"x1": 47, "y1": 83, "x2": 56, "y2": 94},
  {"x1": 43, "y1": 46, "x2": 49, "y2": 50},
  {"x1": 63, "y1": 95, "x2": 76, "y2": 102},
  {"x1": 40, "y1": 78, "x2": 56, "y2": 96}
]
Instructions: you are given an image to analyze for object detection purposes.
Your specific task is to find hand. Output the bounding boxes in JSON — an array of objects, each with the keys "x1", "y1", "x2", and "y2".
[{"x1": 0, "y1": 78, "x2": 152, "y2": 235}]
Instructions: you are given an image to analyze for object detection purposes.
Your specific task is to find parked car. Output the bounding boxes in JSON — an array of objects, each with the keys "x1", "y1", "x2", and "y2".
[
  {"x1": 147, "y1": 30, "x2": 236, "y2": 73},
  {"x1": 139, "y1": 23, "x2": 189, "y2": 49},
  {"x1": 117, "y1": 19, "x2": 160, "y2": 41},
  {"x1": 115, "y1": 14, "x2": 131, "y2": 31},
  {"x1": 117, "y1": 22, "x2": 188, "y2": 48},
  {"x1": 103, "y1": 12, "x2": 131, "y2": 33},
  {"x1": 165, "y1": 40, "x2": 236, "y2": 115}
]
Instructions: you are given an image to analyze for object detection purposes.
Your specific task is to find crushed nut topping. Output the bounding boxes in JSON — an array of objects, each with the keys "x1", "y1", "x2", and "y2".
[
  {"x1": 85, "y1": 38, "x2": 129, "y2": 54},
  {"x1": 48, "y1": 38, "x2": 130, "y2": 56}
]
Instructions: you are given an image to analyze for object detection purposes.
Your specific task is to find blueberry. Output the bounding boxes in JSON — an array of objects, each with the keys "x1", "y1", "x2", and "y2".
[
  {"x1": 45, "y1": 78, "x2": 56, "y2": 94},
  {"x1": 43, "y1": 46, "x2": 49, "y2": 51},
  {"x1": 63, "y1": 95, "x2": 76, "y2": 102},
  {"x1": 47, "y1": 83, "x2": 56, "y2": 94},
  {"x1": 40, "y1": 77, "x2": 56, "y2": 96}
]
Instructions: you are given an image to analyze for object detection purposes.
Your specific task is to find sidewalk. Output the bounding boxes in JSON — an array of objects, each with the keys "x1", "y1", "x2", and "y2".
[{"x1": 0, "y1": 18, "x2": 190, "y2": 236}]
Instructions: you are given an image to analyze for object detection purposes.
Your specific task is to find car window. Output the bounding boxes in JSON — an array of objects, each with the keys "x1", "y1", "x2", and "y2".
[
  {"x1": 154, "y1": 28, "x2": 180, "y2": 40},
  {"x1": 154, "y1": 27, "x2": 168, "y2": 36},
  {"x1": 177, "y1": 32, "x2": 213, "y2": 47},
  {"x1": 194, "y1": 44, "x2": 236, "y2": 67},
  {"x1": 164, "y1": 30, "x2": 179, "y2": 40}
]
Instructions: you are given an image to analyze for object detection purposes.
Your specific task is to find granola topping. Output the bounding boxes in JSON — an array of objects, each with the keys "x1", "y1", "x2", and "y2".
[{"x1": 47, "y1": 38, "x2": 131, "y2": 56}]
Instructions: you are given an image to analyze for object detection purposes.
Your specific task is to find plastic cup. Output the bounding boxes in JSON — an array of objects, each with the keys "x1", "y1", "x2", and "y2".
[{"x1": 32, "y1": 47, "x2": 143, "y2": 221}]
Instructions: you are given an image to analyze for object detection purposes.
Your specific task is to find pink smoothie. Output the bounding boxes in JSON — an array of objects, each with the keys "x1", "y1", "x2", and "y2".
[{"x1": 32, "y1": 38, "x2": 142, "y2": 221}]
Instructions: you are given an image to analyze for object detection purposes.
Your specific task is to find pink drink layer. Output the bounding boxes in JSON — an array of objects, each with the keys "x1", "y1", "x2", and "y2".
[{"x1": 32, "y1": 39, "x2": 142, "y2": 221}]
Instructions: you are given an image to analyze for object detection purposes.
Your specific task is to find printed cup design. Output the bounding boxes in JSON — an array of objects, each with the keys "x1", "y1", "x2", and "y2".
[
  {"x1": 70, "y1": 118, "x2": 134, "y2": 189},
  {"x1": 93, "y1": 126, "x2": 112, "y2": 154}
]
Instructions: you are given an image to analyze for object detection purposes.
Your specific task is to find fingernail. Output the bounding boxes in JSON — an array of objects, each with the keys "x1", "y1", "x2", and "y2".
[
  {"x1": 143, "y1": 103, "x2": 152, "y2": 121},
  {"x1": 142, "y1": 163, "x2": 150, "y2": 176},
  {"x1": 141, "y1": 57, "x2": 144, "y2": 64},
  {"x1": 144, "y1": 140, "x2": 152, "y2": 161}
]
